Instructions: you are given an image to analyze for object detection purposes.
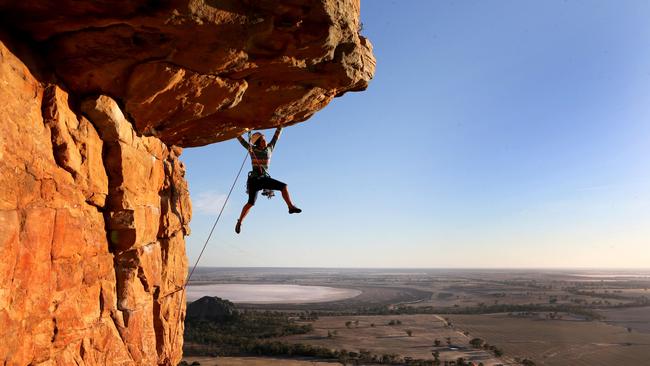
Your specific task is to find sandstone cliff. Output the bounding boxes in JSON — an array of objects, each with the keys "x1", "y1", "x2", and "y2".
[{"x1": 0, "y1": 0, "x2": 374, "y2": 365}]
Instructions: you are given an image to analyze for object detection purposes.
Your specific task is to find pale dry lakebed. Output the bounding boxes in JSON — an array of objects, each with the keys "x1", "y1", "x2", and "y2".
[{"x1": 186, "y1": 284, "x2": 362, "y2": 303}]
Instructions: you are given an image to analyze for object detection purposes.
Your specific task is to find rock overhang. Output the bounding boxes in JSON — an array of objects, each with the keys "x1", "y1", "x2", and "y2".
[{"x1": 0, "y1": 0, "x2": 376, "y2": 147}]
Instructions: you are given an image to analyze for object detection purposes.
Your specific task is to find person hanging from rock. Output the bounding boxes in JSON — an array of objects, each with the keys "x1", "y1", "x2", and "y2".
[{"x1": 235, "y1": 127, "x2": 301, "y2": 234}]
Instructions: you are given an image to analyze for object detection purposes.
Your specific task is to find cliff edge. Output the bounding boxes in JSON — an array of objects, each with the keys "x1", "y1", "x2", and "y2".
[{"x1": 0, "y1": 0, "x2": 374, "y2": 365}]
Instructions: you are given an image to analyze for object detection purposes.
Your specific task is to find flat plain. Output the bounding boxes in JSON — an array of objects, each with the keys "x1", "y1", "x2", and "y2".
[
  {"x1": 599, "y1": 306, "x2": 650, "y2": 333},
  {"x1": 447, "y1": 313, "x2": 650, "y2": 366},
  {"x1": 281, "y1": 314, "x2": 505, "y2": 365},
  {"x1": 185, "y1": 268, "x2": 650, "y2": 365}
]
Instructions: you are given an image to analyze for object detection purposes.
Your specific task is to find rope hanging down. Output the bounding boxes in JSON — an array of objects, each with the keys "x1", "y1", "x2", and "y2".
[
  {"x1": 170, "y1": 146, "x2": 250, "y2": 354},
  {"x1": 186, "y1": 149, "x2": 250, "y2": 284}
]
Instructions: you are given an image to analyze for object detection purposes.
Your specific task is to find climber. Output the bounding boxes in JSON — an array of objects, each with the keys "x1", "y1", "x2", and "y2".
[{"x1": 235, "y1": 127, "x2": 301, "y2": 234}]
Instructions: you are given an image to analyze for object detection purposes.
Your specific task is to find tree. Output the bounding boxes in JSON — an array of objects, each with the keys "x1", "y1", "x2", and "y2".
[
  {"x1": 434, "y1": 339, "x2": 441, "y2": 347},
  {"x1": 469, "y1": 338, "x2": 484, "y2": 348},
  {"x1": 446, "y1": 337, "x2": 452, "y2": 346},
  {"x1": 381, "y1": 354, "x2": 399, "y2": 363},
  {"x1": 345, "y1": 321, "x2": 352, "y2": 329},
  {"x1": 405, "y1": 329, "x2": 413, "y2": 337},
  {"x1": 432, "y1": 351, "x2": 440, "y2": 361}
]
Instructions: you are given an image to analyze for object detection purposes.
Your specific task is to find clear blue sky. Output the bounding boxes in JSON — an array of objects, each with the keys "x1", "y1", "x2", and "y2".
[{"x1": 182, "y1": 0, "x2": 650, "y2": 268}]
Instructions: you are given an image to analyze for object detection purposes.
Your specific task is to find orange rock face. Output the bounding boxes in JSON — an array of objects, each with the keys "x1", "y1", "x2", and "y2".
[
  {"x1": 1, "y1": 0, "x2": 375, "y2": 147},
  {"x1": 0, "y1": 0, "x2": 373, "y2": 365},
  {"x1": 0, "y1": 38, "x2": 191, "y2": 365}
]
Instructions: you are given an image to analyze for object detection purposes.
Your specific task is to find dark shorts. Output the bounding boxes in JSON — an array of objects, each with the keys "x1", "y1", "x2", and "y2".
[{"x1": 247, "y1": 175, "x2": 287, "y2": 205}]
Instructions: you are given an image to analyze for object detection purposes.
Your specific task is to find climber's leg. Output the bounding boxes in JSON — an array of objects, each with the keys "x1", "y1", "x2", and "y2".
[
  {"x1": 278, "y1": 185, "x2": 301, "y2": 214},
  {"x1": 280, "y1": 186, "x2": 294, "y2": 207},
  {"x1": 238, "y1": 202, "x2": 254, "y2": 222},
  {"x1": 259, "y1": 176, "x2": 301, "y2": 214},
  {"x1": 236, "y1": 179, "x2": 259, "y2": 234},
  {"x1": 235, "y1": 202, "x2": 254, "y2": 234}
]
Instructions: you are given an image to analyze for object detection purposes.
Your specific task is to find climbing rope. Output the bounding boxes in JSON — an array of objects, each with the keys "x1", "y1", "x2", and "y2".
[
  {"x1": 168, "y1": 128, "x2": 285, "y2": 356},
  {"x1": 186, "y1": 149, "x2": 250, "y2": 284},
  {"x1": 169, "y1": 146, "x2": 250, "y2": 356}
]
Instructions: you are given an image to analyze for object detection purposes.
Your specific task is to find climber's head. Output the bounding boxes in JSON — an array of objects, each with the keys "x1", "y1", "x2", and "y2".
[{"x1": 251, "y1": 132, "x2": 266, "y2": 148}]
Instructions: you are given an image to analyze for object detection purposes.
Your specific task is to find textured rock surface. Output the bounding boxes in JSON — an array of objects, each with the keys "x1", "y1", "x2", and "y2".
[
  {"x1": 0, "y1": 41, "x2": 190, "y2": 365},
  {"x1": 0, "y1": 0, "x2": 373, "y2": 365},
  {"x1": 0, "y1": 0, "x2": 375, "y2": 147}
]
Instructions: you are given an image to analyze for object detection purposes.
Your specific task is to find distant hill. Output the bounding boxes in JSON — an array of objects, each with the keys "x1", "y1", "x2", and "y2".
[{"x1": 186, "y1": 296, "x2": 238, "y2": 322}]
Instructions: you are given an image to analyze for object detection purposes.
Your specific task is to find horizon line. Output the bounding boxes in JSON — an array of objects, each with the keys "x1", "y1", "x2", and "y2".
[{"x1": 190, "y1": 266, "x2": 650, "y2": 271}]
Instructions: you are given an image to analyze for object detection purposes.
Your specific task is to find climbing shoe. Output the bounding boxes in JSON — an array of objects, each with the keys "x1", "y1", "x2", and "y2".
[
  {"x1": 235, "y1": 219, "x2": 242, "y2": 234},
  {"x1": 288, "y1": 206, "x2": 302, "y2": 214}
]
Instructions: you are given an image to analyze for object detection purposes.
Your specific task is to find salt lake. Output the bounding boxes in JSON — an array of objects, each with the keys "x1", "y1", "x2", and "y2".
[{"x1": 186, "y1": 284, "x2": 362, "y2": 303}]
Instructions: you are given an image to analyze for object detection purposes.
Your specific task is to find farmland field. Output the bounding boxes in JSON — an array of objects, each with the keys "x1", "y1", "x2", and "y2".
[
  {"x1": 599, "y1": 306, "x2": 650, "y2": 334},
  {"x1": 281, "y1": 314, "x2": 506, "y2": 365},
  {"x1": 447, "y1": 314, "x2": 650, "y2": 366}
]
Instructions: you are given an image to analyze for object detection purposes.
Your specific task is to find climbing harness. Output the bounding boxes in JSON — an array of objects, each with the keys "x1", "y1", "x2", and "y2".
[
  {"x1": 245, "y1": 171, "x2": 276, "y2": 200},
  {"x1": 246, "y1": 130, "x2": 275, "y2": 200}
]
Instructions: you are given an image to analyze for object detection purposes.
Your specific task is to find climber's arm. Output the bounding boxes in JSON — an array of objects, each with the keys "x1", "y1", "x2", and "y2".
[
  {"x1": 237, "y1": 135, "x2": 250, "y2": 150},
  {"x1": 269, "y1": 127, "x2": 283, "y2": 149}
]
